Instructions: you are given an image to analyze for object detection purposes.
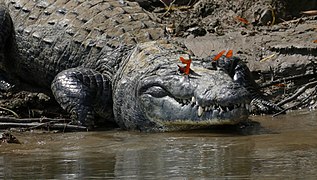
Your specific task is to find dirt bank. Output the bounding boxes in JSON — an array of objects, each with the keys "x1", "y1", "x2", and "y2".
[{"x1": 143, "y1": 0, "x2": 317, "y2": 111}]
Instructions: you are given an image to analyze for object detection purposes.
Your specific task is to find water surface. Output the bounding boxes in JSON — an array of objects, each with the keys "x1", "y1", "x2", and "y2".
[{"x1": 1, "y1": 110, "x2": 317, "y2": 179}]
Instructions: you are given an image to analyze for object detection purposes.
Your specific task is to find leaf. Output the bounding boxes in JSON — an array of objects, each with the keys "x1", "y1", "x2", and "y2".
[{"x1": 236, "y1": 16, "x2": 250, "y2": 25}]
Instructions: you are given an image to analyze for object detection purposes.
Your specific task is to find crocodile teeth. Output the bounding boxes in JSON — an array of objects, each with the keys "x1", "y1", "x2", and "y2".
[
  {"x1": 219, "y1": 106, "x2": 224, "y2": 112},
  {"x1": 183, "y1": 99, "x2": 187, "y2": 104},
  {"x1": 198, "y1": 106, "x2": 203, "y2": 117},
  {"x1": 245, "y1": 104, "x2": 250, "y2": 110},
  {"x1": 233, "y1": 73, "x2": 238, "y2": 81},
  {"x1": 191, "y1": 96, "x2": 196, "y2": 104},
  {"x1": 193, "y1": 103, "x2": 249, "y2": 116}
]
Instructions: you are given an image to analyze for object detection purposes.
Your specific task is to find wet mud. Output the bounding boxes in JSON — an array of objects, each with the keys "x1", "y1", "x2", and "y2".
[{"x1": 0, "y1": 0, "x2": 316, "y2": 131}]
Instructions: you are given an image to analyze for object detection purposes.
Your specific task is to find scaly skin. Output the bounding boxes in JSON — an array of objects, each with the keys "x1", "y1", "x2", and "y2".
[
  {"x1": 112, "y1": 41, "x2": 251, "y2": 131},
  {"x1": 206, "y1": 54, "x2": 284, "y2": 114},
  {"x1": 0, "y1": 0, "x2": 280, "y2": 131}
]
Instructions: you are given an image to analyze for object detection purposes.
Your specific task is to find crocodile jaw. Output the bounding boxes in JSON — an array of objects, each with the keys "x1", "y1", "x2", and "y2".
[
  {"x1": 113, "y1": 41, "x2": 251, "y2": 132},
  {"x1": 136, "y1": 69, "x2": 251, "y2": 131},
  {"x1": 139, "y1": 92, "x2": 250, "y2": 131}
]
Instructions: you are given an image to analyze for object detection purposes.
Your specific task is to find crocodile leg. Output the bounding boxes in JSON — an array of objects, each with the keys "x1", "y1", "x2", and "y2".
[
  {"x1": 0, "y1": 4, "x2": 14, "y2": 72},
  {"x1": 0, "y1": 5, "x2": 16, "y2": 92},
  {"x1": 211, "y1": 54, "x2": 284, "y2": 114},
  {"x1": 232, "y1": 59, "x2": 284, "y2": 114},
  {"x1": 0, "y1": 5, "x2": 7, "y2": 62},
  {"x1": 51, "y1": 68, "x2": 113, "y2": 129}
]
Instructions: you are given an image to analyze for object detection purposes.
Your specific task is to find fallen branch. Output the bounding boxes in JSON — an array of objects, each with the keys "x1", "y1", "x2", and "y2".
[
  {"x1": 0, "y1": 117, "x2": 71, "y2": 123},
  {"x1": 273, "y1": 85, "x2": 317, "y2": 117},
  {"x1": 0, "y1": 122, "x2": 87, "y2": 131},
  {"x1": 161, "y1": 0, "x2": 177, "y2": 17},
  {"x1": 280, "y1": 17, "x2": 303, "y2": 25},
  {"x1": 0, "y1": 106, "x2": 20, "y2": 118},
  {"x1": 260, "y1": 73, "x2": 316, "y2": 88},
  {"x1": 277, "y1": 80, "x2": 317, "y2": 106},
  {"x1": 0, "y1": 117, "x2": 87, "y2": 132},
  {"x1": 301, "y1": 10, "x2": 317, "y2": 16}
]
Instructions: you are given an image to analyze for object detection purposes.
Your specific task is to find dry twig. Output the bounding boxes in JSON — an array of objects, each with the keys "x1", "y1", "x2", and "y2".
[
  {"x1": 260, "y1": 73, "x2": 316, "y2": 89},
  {"x1": 0, "y1": 116, "x2": 87, "y2": 131},
  {"x1": 160, "y1": 0, "x2": 177, "y2": 17},
  {"x1": 276, "y1": 80, "x2": 317, "y2": 106},
  {"x1": 301, "y1": 10, "x2": 317, "y2": 16},
  {"x1": 273, "y1": 85, "x2": 317, "y2": 117},
  {"x1": 0, "y1": 106, "x2": 20, "y2": 118}
]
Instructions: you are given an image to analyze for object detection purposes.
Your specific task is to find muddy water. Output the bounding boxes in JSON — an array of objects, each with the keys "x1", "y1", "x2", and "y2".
[{"x1": 1, "y1": 110, "x2": 317, "y2": 179}]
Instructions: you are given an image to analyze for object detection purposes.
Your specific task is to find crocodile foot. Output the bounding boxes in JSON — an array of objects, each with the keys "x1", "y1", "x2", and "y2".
[
  {"x1": 250, "y1": 97, "x2": 284, "y2": 114},
  {"x1": 51, "y1": 67, "x2": 113, "y2": 129}
]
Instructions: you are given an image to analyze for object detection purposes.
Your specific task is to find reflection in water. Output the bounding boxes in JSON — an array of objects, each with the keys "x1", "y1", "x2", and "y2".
[
  {"x1": 114, "y1": 135, "x2": 255, "y2": 178},
  {"x1": 1, "y1": 110, "x2": 317, "y2": 179}
]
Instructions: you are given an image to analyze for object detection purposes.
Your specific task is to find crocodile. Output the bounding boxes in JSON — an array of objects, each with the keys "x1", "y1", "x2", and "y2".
[{"x1": 0, "y1": 0, "x2": 281, "y2": 132}]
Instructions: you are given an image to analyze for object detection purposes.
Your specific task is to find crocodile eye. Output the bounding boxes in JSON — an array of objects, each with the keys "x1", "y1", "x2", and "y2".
[{"x1": 143, "y1": 86, "x2": 168, "y2": 98}]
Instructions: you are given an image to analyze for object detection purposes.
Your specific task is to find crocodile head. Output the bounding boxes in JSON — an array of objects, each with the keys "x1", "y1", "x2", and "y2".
[{"x1": 113, "y1": 41, "x2": 251, "y2": 132}]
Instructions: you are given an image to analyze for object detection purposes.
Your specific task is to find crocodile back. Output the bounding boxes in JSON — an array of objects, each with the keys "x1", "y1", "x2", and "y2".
[{"x1": 4, "y1": 0, "x2": 165, "y2": 86}]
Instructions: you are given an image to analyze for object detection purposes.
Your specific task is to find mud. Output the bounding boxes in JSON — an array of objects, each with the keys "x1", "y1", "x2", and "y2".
[
  {"x1": 142, "y1": 0, "x2": 317, "y2": 111},
  {"x1": 0, "y1": 0, "x2": 316, "y2": 131}
]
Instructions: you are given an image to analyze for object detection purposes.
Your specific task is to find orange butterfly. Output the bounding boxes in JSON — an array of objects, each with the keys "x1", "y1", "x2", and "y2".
[
  {"x1": 213, "y1": 50, "x2": 226, "y2": 61},
  {"x1": 178, "y1": 56, "x2": 192, "y2": 75},
  {"x1": 213, "y1": 50, "x2": 233, "y2": 61},
  {"x1": 225, "y1": 50, "x2": 233, "y2": 58}
]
